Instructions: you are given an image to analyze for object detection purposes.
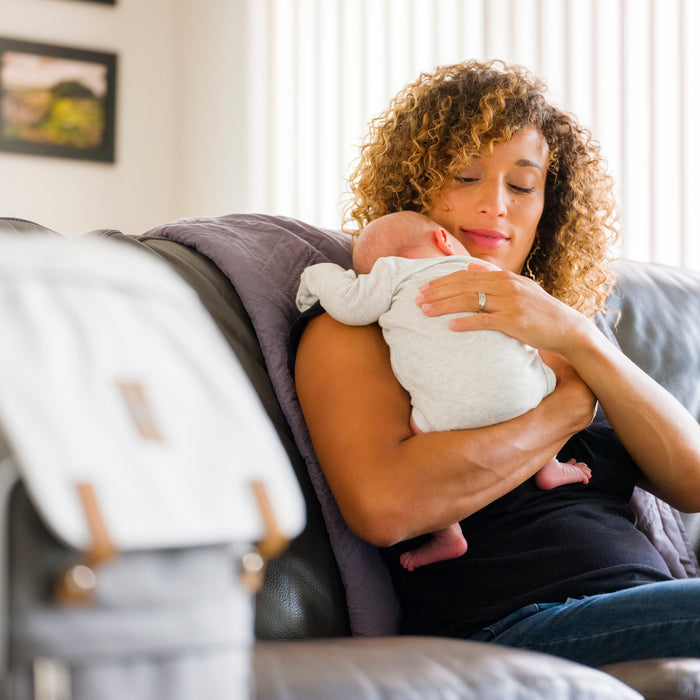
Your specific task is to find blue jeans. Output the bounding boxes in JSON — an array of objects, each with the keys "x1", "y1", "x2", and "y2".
[{"x1": 468, "y1": 579, "x2": 700, "y2": 667}]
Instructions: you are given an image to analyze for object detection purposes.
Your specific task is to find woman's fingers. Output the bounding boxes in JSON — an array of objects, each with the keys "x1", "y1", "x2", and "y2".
[
  {"x1": 418, "y1": 269, "x2": 507, "y2": 298},
  {"x1": 416, "y1": 269, "x2": 519, "y2": 316},
  {"x1": 416, "y1": 268, "x2": 585, "y2": 355},
  {"x1": 415, "y1": 292, "x2": 484, "y2": 316}
]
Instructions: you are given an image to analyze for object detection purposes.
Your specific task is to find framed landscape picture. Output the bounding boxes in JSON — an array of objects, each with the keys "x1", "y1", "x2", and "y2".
[{"x1": 0, "y1": 37, "x2": 117, "y2": 163}]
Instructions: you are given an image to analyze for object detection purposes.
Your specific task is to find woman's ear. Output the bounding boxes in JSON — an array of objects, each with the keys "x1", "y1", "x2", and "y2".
[{"x1": 433, "y1": 228, "x2": 456, "y2": 256}]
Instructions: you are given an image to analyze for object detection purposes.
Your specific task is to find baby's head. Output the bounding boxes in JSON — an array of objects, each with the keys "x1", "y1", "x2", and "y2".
[{"x1": 352, "y1": 211, "x2": 469, "y2": 274}]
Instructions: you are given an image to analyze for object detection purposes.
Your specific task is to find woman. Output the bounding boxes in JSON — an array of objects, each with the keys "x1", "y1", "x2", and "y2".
[{"x1": 293, "y1": 59, "x2": 700, "y2": 666}]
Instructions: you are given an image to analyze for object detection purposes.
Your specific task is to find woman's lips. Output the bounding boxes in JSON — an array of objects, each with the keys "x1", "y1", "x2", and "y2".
[{"x1": 461, "y1": 228, "x2": 508, "y2": 250}]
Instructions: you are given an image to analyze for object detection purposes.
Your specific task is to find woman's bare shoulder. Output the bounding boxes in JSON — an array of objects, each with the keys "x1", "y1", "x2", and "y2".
[
  {"x1": 294, "y1": 314, "x2": 415, "y2": 537},
  {"x1": 295, "y1": 313, "x2": 410, "y2": 431}
]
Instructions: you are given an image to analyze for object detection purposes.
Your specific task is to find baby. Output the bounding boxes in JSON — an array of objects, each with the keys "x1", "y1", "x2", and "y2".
[{"x1": 296, "y1": 211, "x2": 590, "y2": 570}]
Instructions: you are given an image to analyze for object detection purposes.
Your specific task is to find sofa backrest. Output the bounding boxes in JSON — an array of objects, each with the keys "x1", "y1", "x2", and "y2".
[
  {"x1": 603, "y1": 260, "x2": 700, "y2": 423},
  {"x1": 8, "y1": 219, "x2": 695, "y2": 636}
]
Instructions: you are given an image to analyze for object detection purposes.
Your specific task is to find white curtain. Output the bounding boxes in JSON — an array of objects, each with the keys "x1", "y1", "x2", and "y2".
[{"x1": 245, "y1": 0, "x2": 700, "y2": 269}]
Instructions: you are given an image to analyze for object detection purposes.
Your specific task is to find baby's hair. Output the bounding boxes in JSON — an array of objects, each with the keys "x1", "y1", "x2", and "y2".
[{"x1": 352, "y1": 211, "x2": 440, "y2": 274}]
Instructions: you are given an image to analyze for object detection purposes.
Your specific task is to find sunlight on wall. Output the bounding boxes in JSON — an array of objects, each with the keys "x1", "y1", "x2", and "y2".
[{"x1": 245, "y1": 0, "x2": 700, "y2": 269}]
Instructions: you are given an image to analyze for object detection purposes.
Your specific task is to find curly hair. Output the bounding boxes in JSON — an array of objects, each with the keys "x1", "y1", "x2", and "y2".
[{"x1": 344, "y1": 59, "x2": 619, "y2": 316}]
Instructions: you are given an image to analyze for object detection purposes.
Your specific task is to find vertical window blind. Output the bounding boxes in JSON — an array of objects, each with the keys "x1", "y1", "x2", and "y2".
[{"x1": 246, "y1": 0, "x2": 699, "y2": 269}]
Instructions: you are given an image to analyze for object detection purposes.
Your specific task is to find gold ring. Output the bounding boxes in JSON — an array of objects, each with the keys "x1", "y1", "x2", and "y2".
[{"x1": 477, "y1": 291, "x2": 486, "y2": 312}]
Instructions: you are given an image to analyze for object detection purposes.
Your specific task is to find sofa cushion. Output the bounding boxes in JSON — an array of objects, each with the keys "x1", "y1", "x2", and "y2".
[{"x1": 600, "y1": 657, "x2": 700, "y2": 700}]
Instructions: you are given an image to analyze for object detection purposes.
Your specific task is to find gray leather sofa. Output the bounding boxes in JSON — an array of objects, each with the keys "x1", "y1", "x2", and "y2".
[{"x1": 3, "y1": 216, "x2": 699, "y2": 699}]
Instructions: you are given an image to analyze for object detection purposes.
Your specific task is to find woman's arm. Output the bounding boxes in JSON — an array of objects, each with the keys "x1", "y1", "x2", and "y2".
[
  {"x1": 562, "y1": 323, "x2": 700, "y2": 512},
  {"x1": 417, "y1": 269, "x2": 700, "y2": 513},
  {"x1": 294, "y1": 312, "x2": 596, "y2": 547}
]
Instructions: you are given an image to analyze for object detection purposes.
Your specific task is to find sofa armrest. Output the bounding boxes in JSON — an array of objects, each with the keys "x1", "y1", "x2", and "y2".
[{"x1": 254, "y1": 637, "x2": 643, "y2": 699}]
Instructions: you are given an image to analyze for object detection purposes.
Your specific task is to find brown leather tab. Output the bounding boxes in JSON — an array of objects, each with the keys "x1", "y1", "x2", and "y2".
[
  {"x1": 117, "y1": 380, "x2": 163, "y2": 441},
  {"x1": 54, "y1": 482, "x2": 118, "y2": 606},
  {"x1": 241, "y1": 481, "x2": 290, "y2": 592},
  {"x1": 251, "y1": 480, "x2": 289, "y2": 561}
]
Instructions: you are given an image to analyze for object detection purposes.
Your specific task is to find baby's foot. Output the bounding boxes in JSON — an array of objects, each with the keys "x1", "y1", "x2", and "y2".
[
  {"x1": 535, "y1": 457, "x2": 591, "y2": 490},
  {"x1": 400, "y1": 524, "x2": 468, "y2": 571}
]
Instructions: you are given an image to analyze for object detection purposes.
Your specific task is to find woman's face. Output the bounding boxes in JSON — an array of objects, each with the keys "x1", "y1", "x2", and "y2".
[{"x1": 427, "y1": 127, "x2": 549, "y2": 273}]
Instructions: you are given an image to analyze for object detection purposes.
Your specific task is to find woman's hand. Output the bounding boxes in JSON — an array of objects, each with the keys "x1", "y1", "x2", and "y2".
[
  {"x1": 416, "y1": 266, "x2": 700, "y2": 511},
  {"x1": 416, "y1": 268, "x2": 589, "y2": 356}
]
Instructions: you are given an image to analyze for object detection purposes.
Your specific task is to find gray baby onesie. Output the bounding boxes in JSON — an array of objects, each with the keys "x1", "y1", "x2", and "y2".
[{"x1": 296, "y1": 256, "x2": 556, "y2": 432}]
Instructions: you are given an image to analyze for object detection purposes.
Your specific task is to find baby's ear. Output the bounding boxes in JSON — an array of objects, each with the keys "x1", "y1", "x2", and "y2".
[{"x1": 434, "y1": 228, "x2": 456, "y2": 256}]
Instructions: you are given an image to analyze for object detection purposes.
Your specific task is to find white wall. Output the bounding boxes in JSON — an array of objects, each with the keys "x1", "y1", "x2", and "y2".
[
  {"x1": 175, "y1": 0, "x2": 248, "y2": 222},
  {"x1": 2, "y1": 0, "x2": 698, "y2": 270},
  {"x1": 0, "y1": 0, "x2": 249, "y2": 236}
]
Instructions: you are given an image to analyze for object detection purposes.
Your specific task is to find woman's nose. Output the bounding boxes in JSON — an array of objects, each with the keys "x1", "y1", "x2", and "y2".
[{"x1": 477, "y1": 180, "x2": 508, "y2": 217}]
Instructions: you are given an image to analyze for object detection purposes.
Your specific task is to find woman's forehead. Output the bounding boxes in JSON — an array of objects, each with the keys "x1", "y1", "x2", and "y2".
[{"x1": 450, "y1": 127, "x2": 549, "y2": 168}]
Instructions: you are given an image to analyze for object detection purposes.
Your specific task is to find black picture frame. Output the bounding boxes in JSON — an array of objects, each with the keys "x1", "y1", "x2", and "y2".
[
  {"x1": 0, "y1": 37, "x2": 117, "y2": 163},
  {"x1": 72, "y1": 0, "x2": 117, "y2": 5}
]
